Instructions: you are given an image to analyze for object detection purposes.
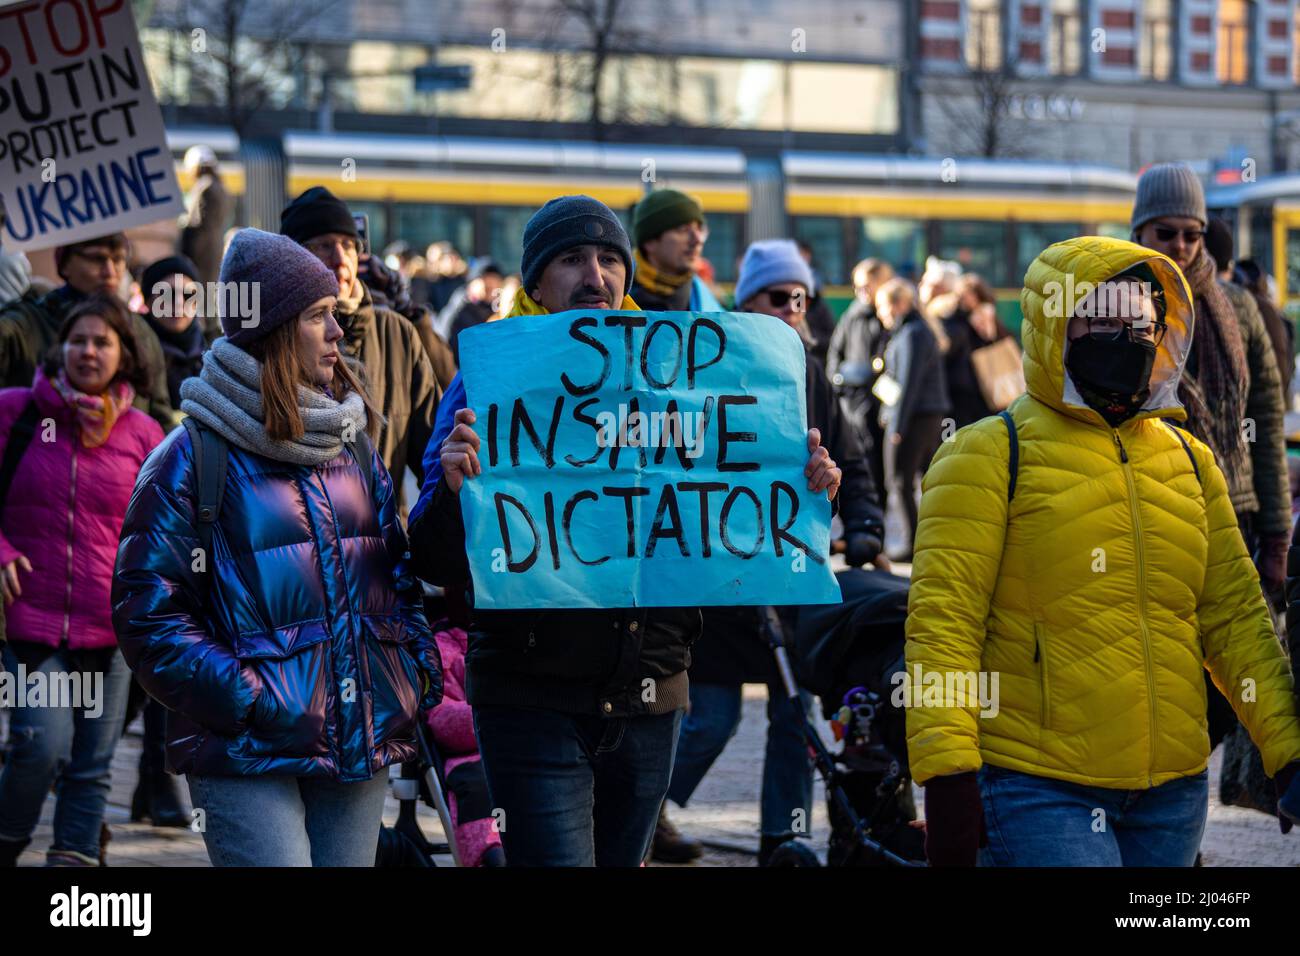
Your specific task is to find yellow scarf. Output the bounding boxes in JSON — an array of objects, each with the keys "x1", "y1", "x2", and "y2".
[
  {"x1": 505, "y1": 286, "x2": 640, "y2": 318},
  {"x1": 632, "y1": 249, "x2": 692, "y2": 297}
]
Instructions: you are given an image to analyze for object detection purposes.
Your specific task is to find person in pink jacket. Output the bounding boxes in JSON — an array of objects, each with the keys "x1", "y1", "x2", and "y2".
[
  {"x1": 425, "y1": 626, "x2": 504, "y2": 867},
  {"x1": 0, "y1": 292, "x2": 164, "y2": 867}
]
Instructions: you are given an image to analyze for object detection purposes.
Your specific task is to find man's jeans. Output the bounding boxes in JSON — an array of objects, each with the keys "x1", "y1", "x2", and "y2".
[
  {"x1": 472, "y1": 704, "x2": 682, "y2": 866},
  {"x1": 977, "y1": 764, "x2": 1209, "y2": 866},
  {"x1": 0, "y1": 645, "x2": 131, "y2": 861},
  {"x1": 186, "y1": 773, "x2": 389, "y2": 866},
  {"x1": 666, "y1": 682, "x2": 815, "y2": 838}
]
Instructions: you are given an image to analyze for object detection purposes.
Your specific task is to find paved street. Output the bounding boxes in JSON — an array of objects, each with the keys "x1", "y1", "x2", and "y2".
[{"x1": 8, "y1": 683, "x2": 1299, "y2": 867}]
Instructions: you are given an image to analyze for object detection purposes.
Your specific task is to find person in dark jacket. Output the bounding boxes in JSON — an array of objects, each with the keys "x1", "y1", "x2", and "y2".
[
  {"x1": 0, "y1": 294, "x2": 164, "y2": 866},
  {"x1": 140, "y1": 255, "x2": 208, "y2": 408},
  {"x1": 877, "y1": 277, "x2": 951, "y2": 559},
  {"x1": 942, "y1": 273, "x2": 1016, "y2": 429},
  {"x1": 281, "y1": 188, "x2": 440, "y2": 513},
  {"x1": 360, "y1": 250, "x2": 458, "y2": 391},
  {"x1": 0, "y1": 234, "x2": 175, "y2": 432},
  {"x1": 796, "y1": 239, "x2": 836, "y2": 368},
  {"x1": 628, "y1": 189, "x2": 723, "y2": 312},
  {"x1": 828, "y1": 257, "x2": 895, "y2": 507},
  {"x1": 125, "y1": 254, "x2": 212, "y2": 828},
  {"x1": 179, "y1": 146, "x2": 231, "y2": 340},
  {"x1": 656, "y1": 239, "x2": 886, "y2": 865},
  {"x1": 1236, "y1": 258, "x2": 1294, "y2": 392},
  {"x1": 440, "y1": 259, "x2": 505, "y2": 364},
  {"x1": 111, "y1": 230, "x2": 442, "y2": 867},
  {"x1": 406, "y1": 198, "x2": 844, "y2": 867}
]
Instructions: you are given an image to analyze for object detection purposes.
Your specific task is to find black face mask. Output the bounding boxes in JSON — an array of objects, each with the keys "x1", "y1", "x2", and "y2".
[{"x1": 1065, "y1": 334, "x2": 1156, "y2": 426}]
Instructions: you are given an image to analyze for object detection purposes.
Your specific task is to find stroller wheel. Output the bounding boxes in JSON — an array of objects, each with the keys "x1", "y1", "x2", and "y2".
[{"x1": 763, "y1": 840, "x2": 821, "y2": 868}]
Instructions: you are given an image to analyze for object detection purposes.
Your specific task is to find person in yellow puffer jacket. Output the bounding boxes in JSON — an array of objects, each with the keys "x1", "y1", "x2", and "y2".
[{"x1": 905, "y1": 235, "x2": 1300, "y2": 867}]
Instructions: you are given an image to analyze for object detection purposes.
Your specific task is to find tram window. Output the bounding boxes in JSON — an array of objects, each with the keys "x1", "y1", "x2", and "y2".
[
  {"x1": 1287, "y1": 230, "x2": 1300, "y2": 302},
  {"x1": 856, "y1": 218, "x2": 926, "y2": 277},
  {"x1": 792, "y1": 217, "x2": 848, "y2": 285},
  {"x1": 486, "y1": 207, "x2": 535, "y2": 280},
  {"x1": 392, "y1": 204, "x2": 475, "y2": 261},
  {"x1": 701, "y1": 212, "x2": 743, "y2": 284},
  {"x1": 1015, "y1": 222, "x2": 1081, "y2": 282},
  {"x1": 1096, "y1": 222, "x2": 1130, "y2": 241},
  {"x1": 935, "y1": 221, "x2": 1009, "y2": 287}
]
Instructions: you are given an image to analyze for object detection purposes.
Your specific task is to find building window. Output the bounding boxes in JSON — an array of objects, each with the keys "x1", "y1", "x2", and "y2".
[
  {"x1": 966, "y1": 0, "x2": 1003, "y2": 71},
  {"x1": 1217, "y1": 0, "x2": 1250, "y2": 84},
  {"x1": 1139, "y1": 0, "x2": 1173, "y2": 81},
  {"x1": 1048, "y1": 0, "x2": 1083, "y2": 76}
]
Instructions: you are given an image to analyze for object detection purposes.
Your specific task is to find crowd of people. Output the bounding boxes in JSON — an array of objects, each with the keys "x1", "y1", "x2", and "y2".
[{"x1": 0, "y1": 154, "x2": 1297, "y2": 868}]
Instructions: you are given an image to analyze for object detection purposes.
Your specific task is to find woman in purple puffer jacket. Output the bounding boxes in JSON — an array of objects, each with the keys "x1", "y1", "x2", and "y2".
[{"x1": 0, "y1": 293, "x2": 164, "y2": 867}]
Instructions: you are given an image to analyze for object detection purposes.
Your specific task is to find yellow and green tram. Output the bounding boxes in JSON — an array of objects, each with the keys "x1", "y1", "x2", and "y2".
[{"x1": 170, "y1": 130, "x2": 1145, "y2": 330}]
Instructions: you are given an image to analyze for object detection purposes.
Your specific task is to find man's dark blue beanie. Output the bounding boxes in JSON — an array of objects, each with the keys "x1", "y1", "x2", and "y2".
[{"x1": 520, "y1": 195, "x2": 635, "y2": 298}]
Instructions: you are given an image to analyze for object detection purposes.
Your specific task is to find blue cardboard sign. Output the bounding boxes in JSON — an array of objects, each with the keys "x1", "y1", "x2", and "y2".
[{"x1": 457, "y1": 310, "x2": 841, "y2": 608}]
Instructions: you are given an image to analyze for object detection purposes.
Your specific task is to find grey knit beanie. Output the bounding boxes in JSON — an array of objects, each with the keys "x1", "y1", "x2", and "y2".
[
  {"x1": 734, "y1": 239, "x2": 814, "y2": 309},
  {"x1": 520, "y1": 195, "x2": 634, "y2": 298},
  {"x1": 1131, "y1": 162, "x2": 1207, "y2": 232},
  {"x1": 217, "y1": 228, "x2": 340, "y2": 348}
]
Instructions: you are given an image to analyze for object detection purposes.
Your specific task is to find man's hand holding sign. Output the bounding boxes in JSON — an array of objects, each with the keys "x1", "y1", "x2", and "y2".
[{"x1": 447, "y1": 309, "x2": 842, "y2": 608}]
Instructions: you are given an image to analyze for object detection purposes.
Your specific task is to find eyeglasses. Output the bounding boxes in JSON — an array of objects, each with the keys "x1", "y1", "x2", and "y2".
[
  {"x1": 1152, "y1": 225, "x2": 1206, "y2": 245},
  {"x1": 762, "y1": 289, "x2": 805, "y2": 310},
  {"x1": 1085, "y1": 314, "x2": 1168, "y2": 347},
  {"x1": 71, "y1": 249, "x2": 127, "y2": 269}
]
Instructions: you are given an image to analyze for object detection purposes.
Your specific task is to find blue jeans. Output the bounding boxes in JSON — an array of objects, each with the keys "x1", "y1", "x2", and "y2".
[
  {"x1": 0, "y1": 644, "x2": 132, "y2": 861},
  {"x1": 978, "y1": 765, "x2": 1209, "y2": 867},
  {"x1": 667, "y1": 682, "x2": 815, "y2": 838},
  {"x1": 186, "y1": 772, "x2": 389, "y2": 866},
  {"x1": 472, "y1": 705, "x2": 683, "y2": 867}
]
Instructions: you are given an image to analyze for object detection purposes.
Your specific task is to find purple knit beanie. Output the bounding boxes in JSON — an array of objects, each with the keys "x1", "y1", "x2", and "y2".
[{"x1": 217, "y1": 228, "x2": 339, "y2": 348}]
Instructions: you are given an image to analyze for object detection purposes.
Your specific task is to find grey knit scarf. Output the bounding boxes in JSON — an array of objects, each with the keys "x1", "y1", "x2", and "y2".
[{"x1": 179, "y1": 337, "x2": 368, "y2": 466}]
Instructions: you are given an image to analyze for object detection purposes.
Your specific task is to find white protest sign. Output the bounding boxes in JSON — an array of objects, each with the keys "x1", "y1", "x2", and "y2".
[{"x1": 0, "y1": 0, "x2": 184, "y2": 251}]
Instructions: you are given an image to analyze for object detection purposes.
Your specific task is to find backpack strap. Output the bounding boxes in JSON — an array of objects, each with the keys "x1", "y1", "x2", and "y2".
[
  {"x1": 346, "y1": 426, "x2": 374, "y2": 504},
  {"x1": 0, "y1": 399, "x2": 43, "y2": 515},
  {"x1": 1163, "y1": 420, "x2": 1200, "y2": 484},
  {"x1": 999, "y1": 409, "x2": 1019, "y2": 502},
  {"x1": 182, "y1": 416, "x2": 228, "y2": 562}
]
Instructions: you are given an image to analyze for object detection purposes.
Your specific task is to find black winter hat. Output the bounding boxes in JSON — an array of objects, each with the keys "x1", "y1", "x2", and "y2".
[
  {"x1": 141, "y1": 255, "x2": 200, "y2": 300},
  {"x1": 1204, "y1": 218, "x2": 1234, "y2": 272},
  {"x1": 520, "y1": 195, "x2": 634, "y2": 298},
  {"x1": 280, "y1": 186, "x2": 358, "y2": 245}
]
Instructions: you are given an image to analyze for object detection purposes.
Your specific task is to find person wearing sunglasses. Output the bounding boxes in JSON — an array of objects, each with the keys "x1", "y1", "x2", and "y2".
[
  {"x1": 909, "y1": 237, "x2": 1300, "y2": 867},
  {"x1": 654, "y1": 238, "x2": 884, "y2": 866},
  {"x1": 1132, "y1": 164, "x2": 1290, "y2": 607},
  {"x1": 0, "y1": 234, "x2": 174, "y2": 432},
  {"x1": 1133, "y1": 165, "x2": 1292, "y2": 804}
]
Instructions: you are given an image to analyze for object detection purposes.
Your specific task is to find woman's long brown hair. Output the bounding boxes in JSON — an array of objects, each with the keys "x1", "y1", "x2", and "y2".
[{"x1": 247, "y1": 320, "x2": 383, "y2": 443}]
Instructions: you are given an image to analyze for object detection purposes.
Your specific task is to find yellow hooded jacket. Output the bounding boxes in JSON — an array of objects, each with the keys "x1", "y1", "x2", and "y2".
[{"x1": 905, "y1": 236, "x2": 1300, "y2": 788}]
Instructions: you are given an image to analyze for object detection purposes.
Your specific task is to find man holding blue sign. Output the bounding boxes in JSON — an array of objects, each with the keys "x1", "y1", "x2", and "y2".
[{"x1": 408, "y1": 196, "x2": 843, "y2": 867}]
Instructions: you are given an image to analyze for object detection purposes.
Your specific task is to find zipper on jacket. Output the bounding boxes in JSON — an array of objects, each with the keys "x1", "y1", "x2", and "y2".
[
  {"x1": 60, "y1": 442, "x2": 78, "y2": 648},
  {"x1": 1114, "y1": 428, "x2": 1157, "y2": 786},
  {"x1": 316, "y1": 469, "x2": 364, "y2": 770},
  {"x1": 1034, "y1": 622, "x2": 1050, "y2": 728}
]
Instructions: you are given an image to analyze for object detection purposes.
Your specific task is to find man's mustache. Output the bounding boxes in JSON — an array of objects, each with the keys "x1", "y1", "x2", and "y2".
[{"x1": 569, "y1": 285, "x2": 613, "y2": 306}]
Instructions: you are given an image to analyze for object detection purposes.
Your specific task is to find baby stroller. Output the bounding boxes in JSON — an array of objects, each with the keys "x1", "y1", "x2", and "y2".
[
  {"x1": 760, "y1": 566, "x2": 925, "y2": 867},
  {"x1": 376, "y1": 591, "x2": 506, "y2": 867}
]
